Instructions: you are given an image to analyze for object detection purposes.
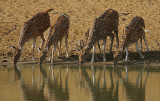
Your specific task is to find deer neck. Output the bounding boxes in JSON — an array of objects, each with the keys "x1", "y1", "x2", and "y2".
[
  {"x1": 17, "y1": 39, "x2": 24, "y2": 52},
  {"x1": 44, "y1": 36, "x2": 53, "y2": 52},
  {"x1": 119, "y1": 39, "x2": 129, "y2": 52},
  {"x1": 83, "y1": 36, "x2": 96, "y2": 55},
  {"x1": 120, "y1": 44, "x2": 127, "y2": 52},
  {"x1": 119, "y1": 31, "x2": 131, "y2": 52},
  {"x1": 19, "y1": 22, "x2": 29, "y2": 48},
  {"x1": 18, "y1": 40, "x2": 25, "y2": 50}
]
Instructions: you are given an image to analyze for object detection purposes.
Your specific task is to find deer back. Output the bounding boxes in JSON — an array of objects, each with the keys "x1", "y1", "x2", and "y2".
[
  {"x1": 19, "y1": 10, "x2": 52, "y2": 47},
  {"x1": 85, "y1": 9, "x2": 119, "y2": 50},
  {"x1": 121, "y1": 16, "x2": 145, "y2": 50},
  {"x1": 39, "y1": 14, "x2": 69, "y2": 63},
  {"x1": 44, "y1": 14, "x2": 69, "y2": 50}
]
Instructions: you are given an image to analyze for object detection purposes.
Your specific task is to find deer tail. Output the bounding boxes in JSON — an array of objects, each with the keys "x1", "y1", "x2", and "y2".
[{"x1": 44, "y1": 8, "x2": 54, "y2": 13}]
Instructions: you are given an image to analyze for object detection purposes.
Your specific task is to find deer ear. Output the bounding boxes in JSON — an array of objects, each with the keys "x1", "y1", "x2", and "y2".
[
  {"x1": 8, "y1": 45, "x2": 16, "y2": 50},
  {"x1": 36, "y1": 46, "x2": 41, "y2": 52}
]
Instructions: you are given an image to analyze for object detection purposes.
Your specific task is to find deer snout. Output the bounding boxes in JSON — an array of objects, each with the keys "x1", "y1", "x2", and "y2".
[
  {"x1": 113, "y1": 53, "x2": 122, "y2": 65},
  {"x1": 39, "y1": 50, "x2": 47, "y2": 64},
  {"x1": 39, "y1": 54, "x2": 46, "y2": 64},
  {"x1": 13, "y1": 53, "x2": 21, "y2": 64},
  {"x1": 14, "y1": 60, "x2": 17, "y2": 64},
  {"x1": 13, "y1": 57, "x2": 19, "y2": 64},
  {"x1": 39, "y1": 56, "x2": 44, "y2": 64},
  {"x1": 113, "y1": 59, "x2": 118, "y2": 65}
]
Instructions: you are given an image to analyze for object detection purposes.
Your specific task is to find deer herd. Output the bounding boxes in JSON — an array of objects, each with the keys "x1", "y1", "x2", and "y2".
[{"x1": 10, "y1": 8, "x2": 150, "y2": 65}]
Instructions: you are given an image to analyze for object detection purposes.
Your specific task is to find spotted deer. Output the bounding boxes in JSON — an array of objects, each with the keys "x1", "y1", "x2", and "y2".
[
  {"x1": 77, "y1": 28, "x2": 102, "y2": 54},
  {"x1": 10, "y1": 8, "x2": 54, "y2": 64},
  {"x1": 113, "y1": 16, "x2": 150, "y2": 65},
  {"x1": 39, "y1": 13, "x2": 69, "y2": 64},
  {"x1": 76, "y1": 9, "x2": 119, "y2": 64}
]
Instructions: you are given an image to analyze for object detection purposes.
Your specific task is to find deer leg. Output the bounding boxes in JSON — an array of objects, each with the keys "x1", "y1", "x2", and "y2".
[
  {"x1": 91, "y1": 44, "x2": 96, "y2": 63},
  {"x1": 114, "y1": 24, "x2": 119, "y2": 48},
  {"x1": 135, "y1": 42, "x2": 139, "y2": 52},
  {"x1": 125, "y1": 47, "x2": 129, "y2": 61},
  {"x1": 143, "y1": 36, "x2": 149, "y2": 52},
  {"x1": 109, "y1": 33, "x2": 114, "y2": 54},
  {"x1": 140, "y1": 37, "x2": 142, "y2": 52},
  {"x1": 103, "y1": 39, "x2": 106, "y2": 62},
  {"x1": 32, "y1": 38, "x2": 36, "y2": 61},
  {"x1": 65, "y1": 32, "x2": 69, "y2": 57},
  {"x1": 40, "y1": 35, "x2": 45, "y2": 50},
  {"x1": 51, "y1": 43, "x2": 57, "y2": 63},
  {"x1": 57, "y1": 42, "x2": 59, "y2": 56},
  {"x1": 136, "y1": 42, "x2": 144, "y2": 59},
  {"x1": 97, "y1": 41, "x2": 102, "y2": 56},
  {"x1": 57, "y1": 40, "x2": 62, "y2": 57}
]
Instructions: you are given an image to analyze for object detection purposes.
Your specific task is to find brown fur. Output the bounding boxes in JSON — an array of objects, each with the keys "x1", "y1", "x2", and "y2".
[
  {"x1": 39, "y1": 13, "x2": 69, "y2": 64},
  {"x1": 78, "y1": 9, "x2": 119, "y2": 64},
  {"x1": 12, "y1": 8, "x2": 54, "y2": 64},
  {"x1": 19, "y1": 8, "x2": 54, "y2": 46},
  {"x1": 113, "y1": 16, "x2": 146, "y2": 64}
]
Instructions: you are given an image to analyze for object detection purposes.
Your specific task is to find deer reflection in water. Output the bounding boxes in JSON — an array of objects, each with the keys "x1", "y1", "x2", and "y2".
[
  {"x1": 39, "y1": 65, "x2": 69, "y2": 101},
  {"x1": 14, "y1": 65, "x2": 69, "y2": 101},
  {"x1": 13, "y1": 65, "x2": 150, "y2": 101},
  {"x1": 14, "y1": 65, "x2": 47, "y2": 101},
  {"x1": 114, "y1": 66, "x2": 149, "y2": 101},
  {"x1": 80, "y1": 65, "x2": 119, "y2": 101}
]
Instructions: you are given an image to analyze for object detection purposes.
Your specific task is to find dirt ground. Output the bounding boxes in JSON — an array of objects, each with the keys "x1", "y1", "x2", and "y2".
[{"x1": 0, "y1": 0, "x2": 160, "y2": 65}]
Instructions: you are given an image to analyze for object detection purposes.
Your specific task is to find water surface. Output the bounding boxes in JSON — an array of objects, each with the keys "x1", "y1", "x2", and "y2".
[{"x1": 0, "y1": 64, "x2": 160, "y2": 101}]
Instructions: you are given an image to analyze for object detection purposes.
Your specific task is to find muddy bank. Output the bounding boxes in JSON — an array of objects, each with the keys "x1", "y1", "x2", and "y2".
[{"x1": 1, "y1": 51, "x2": 160, "y2": 67}]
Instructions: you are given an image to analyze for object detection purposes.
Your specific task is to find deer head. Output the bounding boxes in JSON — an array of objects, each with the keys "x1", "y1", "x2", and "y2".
[
  {"x1": 113, "y1": 48, "x2": 123, "y2": 65},
  {"x1": 76, "y1": 18, "x2": 99, "y2": 64},
  {"x1": 38, "y1": 47, "x2": 48, "y2": 64},
  {"x1": 10, "y1": 46, "x2": 22, "y2": 64},
  {"x1": 75, "y1": 40, "x2": 86, "y2": 64}
]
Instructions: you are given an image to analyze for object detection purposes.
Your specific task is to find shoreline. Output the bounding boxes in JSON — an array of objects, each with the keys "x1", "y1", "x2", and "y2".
[{"x1": 1, "y1": 51, "x2": 160, "y2": 67}]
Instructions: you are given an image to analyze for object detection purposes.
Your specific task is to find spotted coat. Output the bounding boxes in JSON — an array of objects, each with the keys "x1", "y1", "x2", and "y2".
[
  {"x1": 39, "y1": 13, "x2": 70, "y2": 64},
  {"x1": 113, "y1": 16, "x2": 148, "y2": 64},
  {"x1": 12, "y1": 8, "x2": 54, "y2": 64},
  {"x1": 78, "y1": 9, "x2": 119, "y2": 63}
]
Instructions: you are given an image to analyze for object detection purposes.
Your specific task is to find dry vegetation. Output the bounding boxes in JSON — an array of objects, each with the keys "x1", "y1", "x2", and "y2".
[{"x1": 0, "y1": 0, "x2": 160, "y2": 62}]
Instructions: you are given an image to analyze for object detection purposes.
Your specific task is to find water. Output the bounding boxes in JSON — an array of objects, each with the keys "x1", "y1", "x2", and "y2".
[{"x1": 0, "y1": 64, "x2": 160, "y2": 101}]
